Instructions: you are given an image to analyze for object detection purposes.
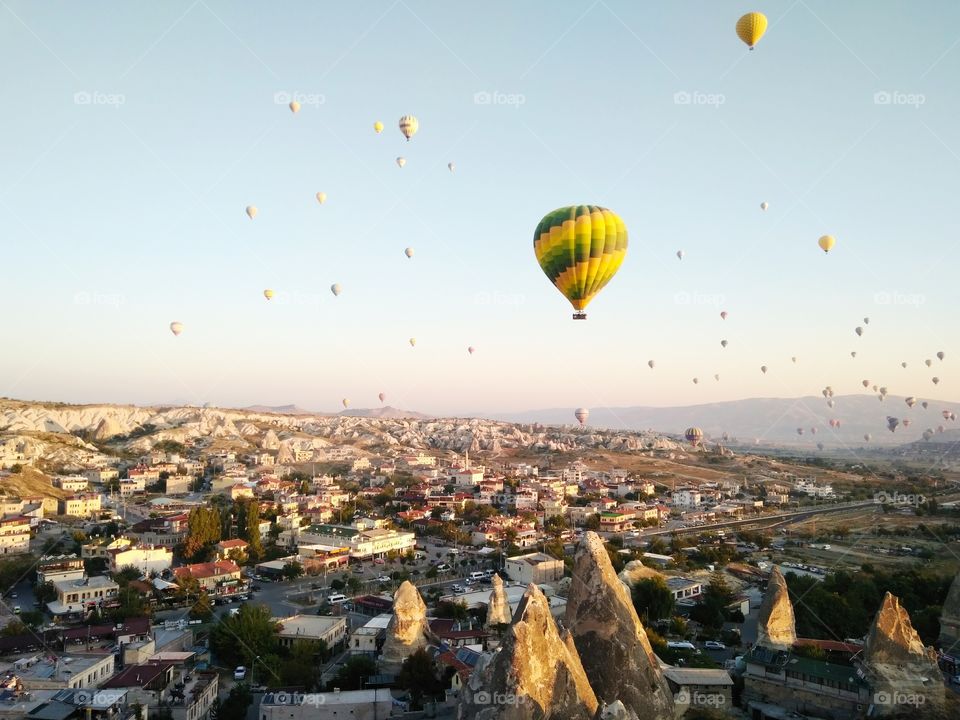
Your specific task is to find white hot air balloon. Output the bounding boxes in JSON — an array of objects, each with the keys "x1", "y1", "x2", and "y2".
[
  {"x1": 330, "y1": 283, "x2": 342, "y2": 297},
  {"x1": 676, "y1": 250, "x2": 684, "y2": 260},
  {"x1": 399, "y1": 115, "x2": 419, "y2": 141},
  {"x1": 404, "y1": 247, "x2": 414, "y2": 259},
  {"x1": 396, "y1": 157, "x2": 406, "y2": 168},
  {"x1": 714, "y1": 374, "x2": 720, "y2": 381},
  {"x1": 760, "y1": 201, "x2": 769, "y2": 211},
  {"x1": 378, "y1": 392, "x2": 386, "y2": 403},
  {"x1": 169, "y1": 321, "x2": 184, "y2": 337},
  {"x1": 574, "y1": 408, "x2": 589, "y2": 426},
  {"x1": 467, "y1": 346, "x2": 475, "y2": 355},
  {"x1": 648, "y1": 360, "x2": 655, "y2": 369},
  {"x1": 448, "y1": 162, "x2": 455, "y2": 172},
  {"x1": 316, "y1": 192, "x2": 327, "y2": 205},
  {"x1": 409, "y1": 338, "x2": 416, "y2": 347},
  {"x1": 342, "y1": 398, "x2": 350, "y2": 408},
  {"x1": 245, "y1": 205, "x2": 258, "y2": 220}
]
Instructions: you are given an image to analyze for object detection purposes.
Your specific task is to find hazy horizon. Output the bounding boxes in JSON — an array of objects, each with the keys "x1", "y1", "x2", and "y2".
[{"x1": 3, "y1": 2, "x2": 959, "y2": 415}]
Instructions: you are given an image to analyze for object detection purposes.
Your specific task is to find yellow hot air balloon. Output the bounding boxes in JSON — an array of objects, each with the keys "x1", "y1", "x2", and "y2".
[
  {"x1": 373, "y1": 121, "x2": 384, "y2": 134},
  {"x1": 263, "y1": 289, "x2": 275, "y2": 300},
  {"x1": 289, "y1": 101, "x2": 301, "y2": 113},
  {"x1": 818, "y1": 235, "x2": 836, "y2": 253},
  {"x1": 246, "y1": 205, "x2": 258, "y2": 220},
  {"x1": 316, "y1": 192, "x2": 327, "y2": 205},
  {"x1": 342, "y1": 398, "x2": 350, "y2": 408},
  {"x1": 409, "y1": 337, "x2": 416, "y2": 347},
  {"x1": 533, "y1": 205, "x2": 628, "y2": 320},
  {"x1": 399, "y1": 115, "x2": 419, "y2": 141},
  {"x1": 736, "y1": 12, "x2": 768, "y2": 50}
]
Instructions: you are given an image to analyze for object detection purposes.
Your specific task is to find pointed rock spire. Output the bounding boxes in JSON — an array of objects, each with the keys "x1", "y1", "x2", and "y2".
[
  {"x1": 564, "y1": 532, "x2": 674, "y2": 720},
  {"x1": 756, "y1": 566, "x2": 796, "y2": 650},
  {"x1": 485, "y1": 574, "x2": 512, "y2": 630},
  {"x1": 379, "y1": 581, "x2": 435, "y2": 669}
]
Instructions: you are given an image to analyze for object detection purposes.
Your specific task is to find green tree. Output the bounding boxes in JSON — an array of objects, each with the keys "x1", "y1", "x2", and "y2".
[
  {"x1": 282, "y1": 561, "x2": 304, "y2": 581},
  {"x1": 329, "y1": 655, "x2": 376, "y2": 691},
  {"x1": 34, "y1": 581, "x2": 58, "y2": 605},
  {"x1": 398, "y1": 649, "x2": 442, "y2": 709},
  {"x1": 279, "y1": 640, "x2": 326, "y2": 691},
  {"x1": 237, "y1": 500, "x2": 264, "y2": 562},
  {"x1": 182, "y1": 507, "x2": 222, "y2": 561},
  {"x1": 189, "y1": 591, "x2": 213, "y2": 622},
  {"x1": 631, "y1": 577, "x2": 675, "y2": 622},
  {"x1": 218, "y1": 684, "x2": 252, "y2": 720},
  {"x1": 210, "y1": 604, "x2": 280, "y2": 668}
]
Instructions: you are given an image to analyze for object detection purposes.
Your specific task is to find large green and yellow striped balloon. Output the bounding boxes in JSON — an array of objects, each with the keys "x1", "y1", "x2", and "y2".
[{"x1": 533, "y1": 205, "x2": 628, "y2": 319}]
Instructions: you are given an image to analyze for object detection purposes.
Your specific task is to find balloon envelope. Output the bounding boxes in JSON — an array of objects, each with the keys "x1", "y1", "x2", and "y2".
[
  {"x1": 818, "y1": 235, "x2": 836, "y2": 253},
  {"x1": 448, "y1": 162, "x2": 455, "y2": 172},
  {"x1": 263, "y1": 289, "x2": 274, "y2": 300},
  {"x1": 246, "y1": 205, "x2": 258, "y2": 220},
  {"x1": 374, "y1": 121, "x2": 384, "y2": 133},
  {"x1": 736, "y1": 12, "x2": 768, "y2": 48},
  {"x1": 760, "y1": 201, "x2": 769, "y2": 211},
  {"x1": 289, "y1": 101, "x2": 300, "y2": 113},
  {"x1": 316, "y1": 192, "x2": 327, "y2": 205},
  {"x1": 467, "y1": 346, "x2": 475, "y2": 354},
  {"x1": 685, "y1": 427, "x2": 703, "y2": 444},
  {"x1": 648, "y1": 360, "x2": 655, "y2": 369},
  {"x1": 399, "y1": 115, "x2": 419, "y2": 140},
  {"x1": 409, "y1": 338, "x2": 416, "y2": 347},
  {"x1": 533, "y1": 205, "x2": 628, "y2": 319},
  {"x1": 169, "y1": 321, "x2": 183, "y2": 336},
  {"x1": 378, "y1": 393, "x2": 386, "y2": 403},
  {"x1": 330, "y1": 284, "x2": 342, "y2": 296},
  {"x1": 574, "y1": 408, "x2": 589, "y2": 425},
  {"x1": 396, "y1": 157, "x2": 406, "y2": 168},
  {"x1": 404, "y1": 247, "x2": 414, "y2": 258}
]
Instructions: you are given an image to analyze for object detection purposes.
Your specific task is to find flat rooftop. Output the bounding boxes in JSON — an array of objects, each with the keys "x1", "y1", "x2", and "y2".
[{"x1": 277, "y1": 615, "x2": 346, "y2": 638}]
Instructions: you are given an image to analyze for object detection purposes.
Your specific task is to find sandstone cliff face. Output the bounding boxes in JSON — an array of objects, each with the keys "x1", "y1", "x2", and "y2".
[
  {"x1": 459, "y1": 583, "x2": 598, "y2": 720},
  {"x1": 485, "y1": 574, "x2": 512, "y2": 629},
  {"x1": 564, "y1": 532, "x2": 674, "y2": 720},
  {"x1": 617, "y1": 559, "x2": 664, "y2": 590},
  {"x1": 863, "y1": 592, "x2": 944, "y2": 716},
  {"x1": 939, "y1": 570, "x2": 960, "y2": 651},
  {"x1": 756, "y1": 566, "x2": 796, "y2": 650},
  {"x1": 380, "y1": 581, "x2": 435, "y2": 668}
]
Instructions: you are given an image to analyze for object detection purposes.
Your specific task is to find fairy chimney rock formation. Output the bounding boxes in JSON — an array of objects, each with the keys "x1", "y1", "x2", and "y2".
[
  {"x1": 564, "y1": 532, "x2": 674, "y2": 720},
  {"x1": 485, "y1": 574, "x2": 512, "y2": 630},
  {"x1": 380, "y1": 581, "x2": 435, "y2": 669},
  {"x1": 459, "y1": 583, "x2": 598, "y2": 719},
  {"x1": 756, "y1": 567, "x2": 797, "y2": 650}
]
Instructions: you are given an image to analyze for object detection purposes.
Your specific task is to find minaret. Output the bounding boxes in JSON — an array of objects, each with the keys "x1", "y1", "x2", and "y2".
[{"x1": 464, "y1": 448, "x2": 469, "y2": 470}]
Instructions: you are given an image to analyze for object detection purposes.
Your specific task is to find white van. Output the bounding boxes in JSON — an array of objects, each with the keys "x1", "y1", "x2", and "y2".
[
  {"x1": 328, "y1": 594, "x2": 348, "y2": 605},
  {"x1": 667, "y1": 641, "x2": 697, "y2": 651},
  {"x1": 469, "y1": 571, "x2": 485, "y2": 582}
]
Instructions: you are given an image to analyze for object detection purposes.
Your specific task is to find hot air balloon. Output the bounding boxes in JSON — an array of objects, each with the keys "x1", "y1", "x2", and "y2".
[
  {"x1": 817, "y1": 442, "x2": 824, "y2": 451},
  {"x1": 933, "y1": 377, "x2": 941, "y2": 385},
  {"x1": 467, "y1": 346, "x2": 475, "y2": 355},
  {"x1": 942, "y1": 410, "x2": 952, "y2": 420},
  {"x1": 533, "y1": 205, "x2": 628, "y2": 320},
  {"x1": 342, "y1": 398, "x2": 350, "y2": 408},
  {"x1": 575, "y1": 408, "x2": 589, "y2": 426},
  {"x1": 938, "y1": 351, "x2": 945, "y2": 361},
  {"x1": 693, "y1": 377, "x2": 699, "y2": 384},
  {"x1": 409, "y1": 338, "x2": 416, "y2": 347},
  {"x1": 864, "y1": 433, "x2": 872, "y2": 442},
  {"x1": 922, "y1": 401, "x2": 929, "y2": 409},
  {"x1": 796, "y1": 428, "x2": 804, "y2": 436},
  {"x1": 818, "y1": 235, "x2": 836, "y2": 253},
  {"x1": 855, "y1": 327, "x2": 863, "y2": 337},
  {"x1": 923, "y1": 429, "x2": 934, "y2": 441},
  {"x1": 822, "y1": 389, "x2": 829, "y2": 398},
  {"x1": 378, "y1": 392, "x2": 386, "y2": 403},
  {"x1": 760, "y1": 201, "x2": 769, "y2": 211},
  {"x1": 396, "y1": 157, "x2": 406, "y2": 168},
  {"x1": 906, "y1": 397, "x2": 917, "y2": 408},
  {"x1": 169, "y1": 321, "x2": 183, "y2": 336},
  {"x1": 399, "y1": 115, "x2": 419, "y2": 141},
  {"x1": 330, "y1": 284, "x2": 342, "y2": 297},
  {"x1": 721, "y1": 340, "x2": 728, "y2": 348},
  {"x1": 736, "y1": 12, "x2": 768, "y2": 50},
  {"x1": 810, "y1": 427, "x2": 818, "y2": 434},
  {"x1": 925, "y1": 359, "x2": 933, "y2": 367},
  {"x1": 246, "y1": 205, "x2": 258, "y2": 220},
  {"x1": 448, "y1": 162, "x2": 455, "y2": 172},
  {"x1": 685, "y1": 427, "x2": 703, "y2": 445},
  {"x1": 872, "y1": 385, "x2": 878, "y2": 392},
  {"x1": 851, "y1": 351, "x2": 857, "y2": 358},
  {"x1": 902, "y1": 362, "x2": 908, "y2": 368},
  {"x1": 404, "y1": 247, "x2": 414, "y2": 259},
  {"x1": 863, "y1": 317, "x2": 870, "y2": 325},
  {"x1": 316, "y1": 192, "x2": 327, "y2": 205},
  {"x1": 903, "y1": 419, "x2": 911, "y2": 427},
  {"x1": 648, "y1": 360, "x2": 655, "y2": 369},
  {"x1": 862, "y1": 380, "x2": 870, "y2": 388},
  {"x1": 827, "y1": 399, "x2": 835, "y2": 408},
  {"x1": 939, "y1": 425, "x2": 946, "y2": 433},
  {"x1": 792, "y1": 357, "x2": 797, "y2": 364},
  {"x1": 676, "y1": 249, "x2": 684, "y2": 260},
  {"x1": 714, "y1": 374, "x2": 720, "y2": 381},
  {"x1": 720, "y1": 311, "x2": 728, "y2": 320},
  {"x1": 289, "y1": 101, "x2": 300, "y2": 113},
  {"x1": 760, "y1": 365, "x2": 768, "y2": 374},
  {"x1": 263, "y1": 289, "x2": 275, "y2": 300},
  {"x1": 374, "y1": 121, "x2": 384, "y2": 134},
  {"x1": 887, "y1": 417, "x2": 899, "y2": 432}
]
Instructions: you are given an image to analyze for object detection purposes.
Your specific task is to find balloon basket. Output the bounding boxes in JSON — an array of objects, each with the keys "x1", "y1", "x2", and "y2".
[{"x1": 572, "y1": 312, "x2": 587, "y2": 320}]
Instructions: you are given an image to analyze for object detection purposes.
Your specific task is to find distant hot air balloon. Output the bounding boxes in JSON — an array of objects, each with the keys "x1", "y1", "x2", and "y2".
[
  {"x1": 409, "y1": 338, "x2": 416, "y2": 347},
  {"x1": 810, "y1": 427, "x2": 818, "y2": 434},
  {"x1": 448, "y1": 162, "x2": 455, "y2": 172},
  {"x1": 872, "y1": 384, "x2": 878, "y2": 392},
  {"x1": 399, "y1": 115, "x2": 419, "y2": 140},
  {"x1": 316, "y1": 192, "x2": 327, "y2": 205},
  {"x1": 818, "y1": 235, "x2": 836, "y2": 253},
  {"x1": 817, "y1": 442, "x2": 824, "y2": 451},
  {"x1": 721, "y1": 340, "x2": 728, "y2": 348},
  {"x1": 169, "y1": 321, "x2": 183, "y2": 336},
  {"x1": 902, "y1": 362, "x2": 908, "y2": 368},
  {"x1": 533, "y1": 205, "x2": 628, "y2": 320},
  {"x1": 792, "y1": 356, "x2": 797, "y2": 363},
  {"x1": 925, "y1": 359, "x2": 933, "y2": 367},
  {"x1": 862, "y1": 380, "x2": 870, "y2": 388},
  {"x1": 933, "y1": 377, "x2": 941, "y2": 385},
  {"x1": 263, "y1": 289, "x2": 275, "y2": 300},
  {"x1": 796, "y1": 428, "x2": 804, "y2": 436},
  {"x1": 374, "y1": 121, "x2": 384, "y2": 134},
  {"x1": 938, "y1": 351, "x2": 945, "y2": 361},
  {"x1": 760, "y1": 201, "x2": 769, "y2": 211},
  {"x1": 942, "y1": 410, "x2": 952, "y2": 420},
  {"x1": 289, "y1": 101, "x2": 300, "y2": 113},
  {"x1": 880, "y1": 387, "x2": 888, "y2": 397},
  {"x1": 760, "y1": 365, "x2": 768, "y2": 374},
  {"x1": 851, "y1": 351, "x2": 857, "y2": 358},
  {"x1": 693, "y1": 377, "x2": 699, "y2": 384},
  {"x1": 939, "y1": 425, "x2": 946, "y2": 433},
  {"x1": 855, "y1": 327, "x2": 863, "y2": 337},
  {"x1": 827, "y1": 399, "x2": 835, "y2": 408},
  {"x1": 720, "y1": 311, "x2": 728, "y2": 320},
  {"x1": 903, "y1": 419, "x2": 911, "y2": 427},
  {"x1": 923, "y1": 429, "x2": 934, "y2": 441},
  {"x1": 714, "y1": 374, "x2": 720, "y2": 381},
  {"x1": 467, "y1": 346, "x2": 475, "y2": 355},
  {"x1": 922, "y1": 401, "x2": 929, "y2": 409},
  {"x1": 887, "y1": 417, "x2": 899, "y2": 432},
  {"x1": 863, "y1": 317, "x2": 870, "y2": 325},
  {"x1": 378, "y1": 392, "x2": 386, "y2": 403},
  {"x1": 246, "y1": 205, "x2": 258, "y2": 220},
  {"x1": 396, "y1": 157, "x2": 406, "y2": 168},
  {"x1": 906, "y1": 397, "x2": 917, "y2": 408},
  {"x1": 342, "y1": 398, "x2": 350, "y2": 408},
  {"x1": 685, "y1": 427, "x2": 703, "y2": 445},
  {"x1": 648, "y1": 360, "x2": 655, "y2": 369},
  {"x1": 736, "y1": 12, "x2": 768, "y2": 50},
  {"x1": 404, "y1": 247, "x2": 414, "y2": 259},
  {"x1": 575, "y1": 408, "x2": 589, "y2": 426},
  {"x1": 330, "y1": 283, "x2": 342, "y2": 297},
  {"x1": 676, "y1": 250, "x2": 684, "y2": 260},
  {"x1": 864, "y1": 433, "x2": 872, "y2": 442}
]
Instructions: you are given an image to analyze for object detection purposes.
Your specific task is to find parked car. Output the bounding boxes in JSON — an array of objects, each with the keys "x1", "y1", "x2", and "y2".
[
  {"x1": 250, "y1": 584, "x2": 262, "y2": 591},
  {"x1": 451, "y1": 584, "x2": 465, "y2": 594},
  {"x1": 233, "y1": 666, "x2": 246, "y2": 681},
  {"x1": 435, "y1": 563, "x2": 450, "y2": 572},
  {"x1": 375, "y1": 575, "x2": 391, "y2": 583},
  {"x1": 13, "y1": 606, "x2": 20, "y2": 615},
  {"x1": 704, "y1": 641, "x2": 726, "y2": 650}
]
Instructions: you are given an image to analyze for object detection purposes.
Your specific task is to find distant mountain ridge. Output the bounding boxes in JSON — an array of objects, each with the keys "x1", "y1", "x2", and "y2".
[{"x1": 493, "y1": 395, "x2": 960, "y2": 446}]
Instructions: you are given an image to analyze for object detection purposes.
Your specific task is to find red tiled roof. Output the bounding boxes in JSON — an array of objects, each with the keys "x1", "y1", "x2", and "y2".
[{"x1": 173, "y1": 560, "x2": 240, "y2": 580}]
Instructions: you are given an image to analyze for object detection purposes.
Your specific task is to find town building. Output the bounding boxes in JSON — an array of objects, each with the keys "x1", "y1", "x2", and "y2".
[
  {"x1": 172, "y1": 560, "x2": 246, "y2": 598},
  {"x1": 37, "y1": 554, "x2": 86, "y2": 584},
  {"x1": 295, "y1": 524, "x2": 416, "y2": 559},
  {"x1": 0, "y1": 515, "x2": 31, "y2": 555},
  {"x1": 260, "y1": 689, "x2": 393, "y2": 720},
  {"x1": 505, "y1": 552, "x2": 564, "y2": 585},
  {"x1": 276, "y1": 614, "x2": 348, "y2": 650},
  {"x1": 58, "y1": 493, "x2": 102, "y2": 518},
  {"x1": 47, "y1": 575, "x2": 121, "y2": 618},
  {"x1": 53, "y1": 475, "x2": 90, "y2": 492},
  {"x1": 16, "y1": 654, "x2": 115, "y2": 690}
]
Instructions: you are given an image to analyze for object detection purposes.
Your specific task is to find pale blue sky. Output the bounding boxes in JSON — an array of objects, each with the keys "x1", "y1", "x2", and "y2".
[{"x1": 2, "y1": 1, "x2": 959, "y2": 415}]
